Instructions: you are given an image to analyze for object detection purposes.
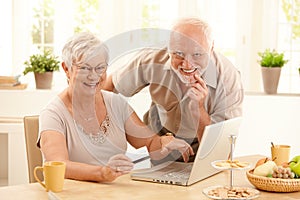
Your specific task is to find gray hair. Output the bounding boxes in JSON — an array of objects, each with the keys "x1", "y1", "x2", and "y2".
[
  {"x1": 171, "y1": 17, "x2": 213, "y2": 48},
  {"x1": 62, "y1": 32, "x2": 109, "y2": 69}
]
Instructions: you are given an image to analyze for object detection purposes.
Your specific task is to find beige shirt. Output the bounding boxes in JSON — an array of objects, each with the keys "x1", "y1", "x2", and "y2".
[
  {"x1": 112, "y1": 47, "x2": 244, "y2": 139},
  {"x1": 38, "y1": 90, "x2": 134, "y2": 165}
]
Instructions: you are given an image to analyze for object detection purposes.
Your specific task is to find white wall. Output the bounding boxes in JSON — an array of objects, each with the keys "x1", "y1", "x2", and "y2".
[{"x1": 235, "y1": 93, "x2": 300, "y2": 158}]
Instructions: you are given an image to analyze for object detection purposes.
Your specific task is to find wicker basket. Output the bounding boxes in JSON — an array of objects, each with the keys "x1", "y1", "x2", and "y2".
[{"x1": 246, "y1": 169, "x2": 300, "y2": 192}]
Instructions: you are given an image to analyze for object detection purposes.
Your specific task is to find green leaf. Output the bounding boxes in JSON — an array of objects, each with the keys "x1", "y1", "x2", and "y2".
[
  {"x1": 267, "y1": 174, "x2": 273, "y2": 178},
  {"x1": 257, "y1": 48, "x2": 288, "y2": 68},
  {"x1": 23, "y1": 50, "x2": 60, "y2": 75}
]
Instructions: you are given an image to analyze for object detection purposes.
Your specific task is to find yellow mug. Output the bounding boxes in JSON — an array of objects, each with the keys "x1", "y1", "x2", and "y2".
[
  {"x1": 271, "y1": 145, "x2": 291, "y2": 166},
  {"x1": 34, "y1": 161, "x2": 66, "y2": 193}
]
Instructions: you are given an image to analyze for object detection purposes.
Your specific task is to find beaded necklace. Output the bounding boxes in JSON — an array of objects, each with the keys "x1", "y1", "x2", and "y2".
[{"x1": 75, "y1": 115, "x2": 110, "y2": 145}]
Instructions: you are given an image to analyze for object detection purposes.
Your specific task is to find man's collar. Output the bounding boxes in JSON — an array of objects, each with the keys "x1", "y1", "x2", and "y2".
[{"x1": 202, "y1": 59, "x2": 217, "y2": 89}]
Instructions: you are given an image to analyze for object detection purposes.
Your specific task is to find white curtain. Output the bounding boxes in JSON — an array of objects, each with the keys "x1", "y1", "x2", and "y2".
[{"x1": 0, "y1": 1, "x2": 13, "y2": 75}]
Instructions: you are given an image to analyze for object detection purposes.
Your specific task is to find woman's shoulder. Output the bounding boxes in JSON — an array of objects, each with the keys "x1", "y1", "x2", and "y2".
[
  {"x1": 43, "y1": 96, "x2": 65, "y2": 110},
  {"x1": 40, "y1": 96, "x2": 68, "y2": 118},
  {"x1": 101, "y1": 89, "x2": 114, "y2": 100},
  {"x1": 101, "y1": 90, "x2": 131, "y2": 113},
  {"x1": 101, "y1": 90, "x2": 126, "y2": 101}
]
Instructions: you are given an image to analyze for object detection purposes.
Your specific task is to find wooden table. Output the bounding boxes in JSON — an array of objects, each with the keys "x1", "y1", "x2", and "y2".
[{"x1": 0, "y1": 155, "x2": 299, "y2": 199}]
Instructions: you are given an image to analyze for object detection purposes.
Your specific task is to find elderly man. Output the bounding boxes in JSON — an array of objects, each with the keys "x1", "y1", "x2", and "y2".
[{"x1": 104, "y1": 17, "x2": 244, "y2": 163}]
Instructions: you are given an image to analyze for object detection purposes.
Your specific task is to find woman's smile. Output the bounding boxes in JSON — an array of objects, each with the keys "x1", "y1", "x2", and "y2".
[{"x1": 83, "y1": 81, "x2": 99, "y2": 89}]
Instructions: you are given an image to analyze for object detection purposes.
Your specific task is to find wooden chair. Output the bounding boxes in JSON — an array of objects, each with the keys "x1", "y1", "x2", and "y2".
[{"x1": 23, "y1": 115, "x2": 43, "y2": 183}]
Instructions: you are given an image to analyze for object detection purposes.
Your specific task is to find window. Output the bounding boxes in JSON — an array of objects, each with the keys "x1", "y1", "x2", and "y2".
[
  {"x1": 31, "y1": 0, "x2": 55, "y2": 52},
  {"x1": 3, "y1": 0, "x2": 300, "y2": 93},
  {"x1": 196, "y1": 0, "x2": 237, "y2": 65},
  {"x1": 73, "y1": 0, "x2": 100, "y2": 33},
  {"x1": 31, "y1": 0, "x2": 101, "y2": 51},
  {"x1": 278, "y1": 0, "x2": 300, "y2": 93}
]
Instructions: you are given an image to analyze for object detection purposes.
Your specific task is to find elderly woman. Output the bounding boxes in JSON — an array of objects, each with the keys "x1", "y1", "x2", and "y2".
[{"x1": 37, "y1": 32, "x2": 194, "y2": 183}]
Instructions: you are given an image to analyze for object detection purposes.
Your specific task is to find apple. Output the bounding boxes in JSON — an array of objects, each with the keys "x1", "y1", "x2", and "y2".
[
  {"x1": 253, "y1": 160, "x2": 277, "y2": 177},
  {"x1": 255, "y1": 157, "x2": 271, "y2": 168},
  {"x1": 289, "y1": 155, "x2": 300, "y2": 176}
]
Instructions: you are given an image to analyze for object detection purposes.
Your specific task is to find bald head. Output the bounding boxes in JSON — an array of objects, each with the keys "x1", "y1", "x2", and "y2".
[{"x1": 169, "y1": 18, "x2": 213, "y2": 52}]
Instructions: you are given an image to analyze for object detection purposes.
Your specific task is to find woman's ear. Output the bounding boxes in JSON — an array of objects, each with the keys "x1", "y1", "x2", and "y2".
[
  {"x1": 62, "y1": 62, "x2": 70, "y2": 77},
  {"x1": 62, "y1": 62, "x2": 68, "y2": 72},
  {"x1": 210, "y1": 40, "x2": 214, "y2": 53}
]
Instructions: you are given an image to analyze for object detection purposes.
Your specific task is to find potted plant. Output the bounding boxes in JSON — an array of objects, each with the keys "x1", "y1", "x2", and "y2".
[
  {"x1": 23, "y1": 50, "x2": 60, "y2": 89},
  {"x1": 258, "y1": 49, "x2": 288, "y2": 94}
]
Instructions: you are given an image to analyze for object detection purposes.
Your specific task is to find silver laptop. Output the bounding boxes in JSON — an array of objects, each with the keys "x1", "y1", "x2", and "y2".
[{"x1": 130, "y1": 117, "x2": 242, "y2": 186}]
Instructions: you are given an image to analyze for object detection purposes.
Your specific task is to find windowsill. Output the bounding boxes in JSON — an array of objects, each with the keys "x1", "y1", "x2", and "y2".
[
  {"x1": 2, "y1": 85, "x2": 300, "y2": 97},
  {"x1": 17, "y1": 71, "x2": 300, "y2": 96},
  {"x1": 17, "y1": 71, "x2": 68, "y2": 92},
  {"x1": 245, "y1": 91, "x2": 300, "y2": 97}
]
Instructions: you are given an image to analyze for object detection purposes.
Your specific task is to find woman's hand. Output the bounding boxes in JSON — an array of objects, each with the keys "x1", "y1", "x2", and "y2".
[
  {"x1": 100, "y1": 154, "x2": 134, "y2": 182},
  {"x1": 107, "y1": 154, "x2": 134, "y2": 174},
  {"x1": 160, "y1": 136, "x2": 194, "y2": 162}
]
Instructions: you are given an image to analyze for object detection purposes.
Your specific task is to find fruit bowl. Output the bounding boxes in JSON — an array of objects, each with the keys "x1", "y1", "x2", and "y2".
[{"x1": 246, "y1": 169, "x2": 300, "y2": 192}]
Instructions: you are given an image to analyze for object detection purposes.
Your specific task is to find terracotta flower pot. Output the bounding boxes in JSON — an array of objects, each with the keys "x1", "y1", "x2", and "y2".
[
  {"x1": 34, "y1": 72, "x2": 53, "y2": 89},
  {"x1": 261, "y1": 67, "x2": 281, "y2": 94}
]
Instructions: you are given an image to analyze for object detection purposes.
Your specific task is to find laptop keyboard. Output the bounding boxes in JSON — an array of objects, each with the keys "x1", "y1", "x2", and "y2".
[{"x1": 162, "y1": 165, "x2": 192, "y2": 180}]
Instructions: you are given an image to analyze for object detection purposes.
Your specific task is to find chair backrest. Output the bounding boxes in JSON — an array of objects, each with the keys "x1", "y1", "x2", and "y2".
[{"x1": 23, "y1": 115, "x2": 43, "y2": 183}]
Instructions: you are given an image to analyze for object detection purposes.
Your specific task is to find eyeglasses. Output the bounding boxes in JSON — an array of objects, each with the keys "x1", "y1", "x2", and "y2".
[{"x1": 75, "y1": 63, "x2": 108, "y2": 75}]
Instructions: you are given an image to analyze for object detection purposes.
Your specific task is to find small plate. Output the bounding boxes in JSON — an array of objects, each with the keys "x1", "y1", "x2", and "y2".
[
  {"x1": 202, "y1": 185, "x2": 260, "y2": 200},
  {"x1": 211, "y1": 160, "x2": 251, "y2": 171}
]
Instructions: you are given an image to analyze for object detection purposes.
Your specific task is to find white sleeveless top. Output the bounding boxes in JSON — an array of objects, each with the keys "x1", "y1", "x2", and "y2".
[{"x1": 38, "y1": 90, "x2": 134, "y2": 166}]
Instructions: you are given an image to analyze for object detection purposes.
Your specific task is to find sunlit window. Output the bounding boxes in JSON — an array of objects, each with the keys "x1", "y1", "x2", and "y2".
[
  {"x1": 31, "y1": 0, "x2": 55, "y2": 53},
  {"x1": 2, "y1": 0, "x2": 299, "y2": 93},
  {"x1": 277, "y1": 0, "x2": 300, "y2": 93},
  {"x1": 197, "y1": 0, "x2": 237, "y2": 66}
]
